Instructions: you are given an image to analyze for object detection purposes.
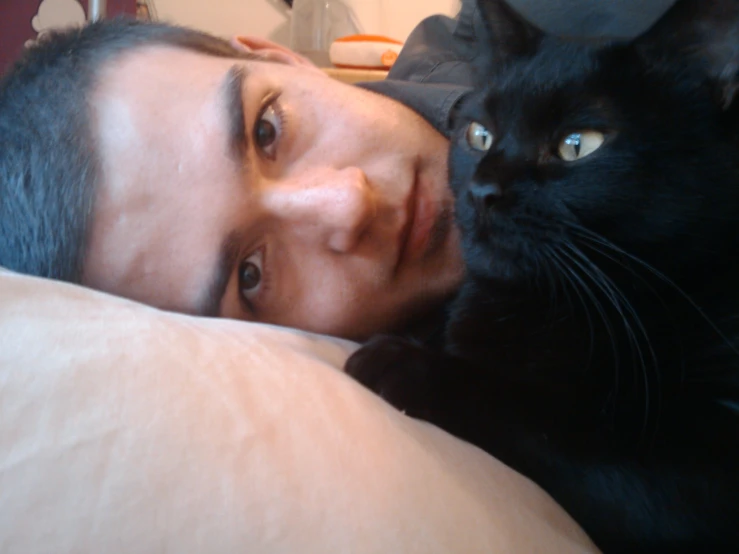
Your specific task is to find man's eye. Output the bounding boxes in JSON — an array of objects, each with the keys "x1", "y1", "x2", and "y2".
[
  {"x1": 238, "y1": 248, "x2": 264, "y2": 309},
  {"x1": 254, "y1": 102, "x2": 283, "y2": 160}
]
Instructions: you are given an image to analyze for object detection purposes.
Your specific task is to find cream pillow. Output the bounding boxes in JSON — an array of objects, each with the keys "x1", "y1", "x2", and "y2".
[{"x1": 0, "y1": 269, "x2": 597, "y2": 553}]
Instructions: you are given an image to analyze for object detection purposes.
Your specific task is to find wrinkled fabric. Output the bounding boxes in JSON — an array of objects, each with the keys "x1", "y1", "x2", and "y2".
[
  {"x1": 0, "y1": 269, "x2": 599, "y2": 553},
  {"x1": 505, "y1": 0, "x2": 678, "y2": 39},
  {"x1": 361, "y1": 0, "x2": 677, "y2": 135}
]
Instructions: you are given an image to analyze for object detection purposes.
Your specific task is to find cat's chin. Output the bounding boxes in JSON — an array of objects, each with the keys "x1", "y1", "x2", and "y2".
[
  {"x1": 461, "y1": 222, "x2": 551, "y2": 285},
  {"x1": 462, "y1": 240, "x2": 536, "y2": 284}
]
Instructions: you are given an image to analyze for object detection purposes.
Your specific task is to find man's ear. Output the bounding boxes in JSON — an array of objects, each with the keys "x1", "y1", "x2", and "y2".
[
  {"x1": 635, "y1": 0, "x2": 739, "y2": 110},
  {"x1": 229, "y1": 36, "x2": 325, "y2": 74}
]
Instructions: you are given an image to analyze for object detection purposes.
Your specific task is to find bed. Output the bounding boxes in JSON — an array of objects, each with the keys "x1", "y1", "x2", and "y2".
[{"x1": 0, "y1": 269, "x2": 598, "y2": 552}]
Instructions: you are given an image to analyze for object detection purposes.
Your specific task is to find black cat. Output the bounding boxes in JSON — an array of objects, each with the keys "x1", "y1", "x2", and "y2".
[{"x1": 345, "y1": 1, "x2": 739, "y2": 552}]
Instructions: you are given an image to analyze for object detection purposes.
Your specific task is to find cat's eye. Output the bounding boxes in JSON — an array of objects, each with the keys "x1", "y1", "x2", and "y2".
[
  {"x1": 557, "y1": 131, "x2": 604, "y2": 161},
  {"x1": 466, "y1": 122, "x2": 494, "y2": 152}
]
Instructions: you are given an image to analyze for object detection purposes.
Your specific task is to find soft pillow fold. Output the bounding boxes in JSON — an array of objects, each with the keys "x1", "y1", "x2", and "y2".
[{"x1": 0, "y1": 269, "x2": 597, "y2": 553}]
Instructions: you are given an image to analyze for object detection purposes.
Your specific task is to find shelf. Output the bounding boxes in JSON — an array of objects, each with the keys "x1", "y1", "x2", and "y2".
[{"x1": 322, "y1": 67, "x2": 388, "y2": 84}]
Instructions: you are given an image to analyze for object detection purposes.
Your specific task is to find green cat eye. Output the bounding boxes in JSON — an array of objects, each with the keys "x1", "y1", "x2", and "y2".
[
  {"x1": 466, "y1": 122, "x2": 494, "y2": 152},
  {"x1": 557, "y1": 131, "x2": 605, "y2": 161}
]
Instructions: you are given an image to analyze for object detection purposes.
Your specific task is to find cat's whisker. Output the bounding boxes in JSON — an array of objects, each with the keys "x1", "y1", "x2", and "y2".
[
  {"x1": 568, "y1": 231, "x2": 689, "y2": 387},
  {"x1": 540, "y1": 245, "x2": 566, "y2": 318},
  {"x1": 563, "y1": 241, "x2": 658, "y2": 371},
  {"x1": 564, "y1": 222, "x2": 739, "y2": 359},
  {"x1": 544, "y1": 245, "x2": 594, "y2": 364},
  {"x1": 549, "y1": 244, "x2": 617, "y2": 379},
  {"x1": 554, "y1": 244, "x2": 630, "y2": 418},
  {"x1": 560, "y1": 242, "x2": 661, "y2": 441},
  {"x1": 569, "y1": 231, "x2": 664, "y2": 299}
]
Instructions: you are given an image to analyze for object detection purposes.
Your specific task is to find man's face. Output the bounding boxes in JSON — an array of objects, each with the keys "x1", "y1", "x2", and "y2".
[{"x1": 83, "y1": 42, "x2": 463, "y2": 339}]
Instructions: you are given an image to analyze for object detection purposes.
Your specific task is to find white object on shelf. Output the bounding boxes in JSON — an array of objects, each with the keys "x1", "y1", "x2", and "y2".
[
  {"x1": 88, "y1": 0, "x2": 106, "y2": 21},
  {"x1": 329, "y1": 35, "x2": 403, "y2": 70},
  {"x1": 289, "y1": 0, "x2": 361, "y2": 67}
]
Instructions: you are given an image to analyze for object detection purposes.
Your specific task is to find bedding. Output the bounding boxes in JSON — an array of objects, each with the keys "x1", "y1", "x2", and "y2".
[{"x1": 0, "y1": 268, "x2": 598, "y2": 553}]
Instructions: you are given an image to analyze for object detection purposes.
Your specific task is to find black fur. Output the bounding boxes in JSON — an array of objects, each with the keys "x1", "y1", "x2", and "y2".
[{"x1": 346, "y1": 0, "x2": 739, "y2": 551}]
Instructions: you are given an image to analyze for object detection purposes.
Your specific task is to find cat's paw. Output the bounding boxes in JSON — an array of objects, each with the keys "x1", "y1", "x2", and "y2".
[{"x1": 344, "y1": 335, "x2": 439, "y2": 419}]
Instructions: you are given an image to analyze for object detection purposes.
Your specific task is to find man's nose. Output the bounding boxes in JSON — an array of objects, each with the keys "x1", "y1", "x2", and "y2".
[{"x1": 262, "y1": 166, "x2": 376, "y2": 253}]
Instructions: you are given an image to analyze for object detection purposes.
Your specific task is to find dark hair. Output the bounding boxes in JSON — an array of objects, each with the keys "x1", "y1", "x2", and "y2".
[{"x1": 0, "y1": 17, "x2": 253, "y2": 282}]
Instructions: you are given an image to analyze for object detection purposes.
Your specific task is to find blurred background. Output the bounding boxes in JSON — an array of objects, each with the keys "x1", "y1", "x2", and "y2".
[
  {"x1": 155, "y1": 0, "x2": 460, "y2": 48},
  {"x1": 1, "y1": 0, "x2": 460, "y2": 74}
]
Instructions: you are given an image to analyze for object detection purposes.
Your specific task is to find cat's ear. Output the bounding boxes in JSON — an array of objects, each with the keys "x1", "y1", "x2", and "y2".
[
  {"x1": 476, "y1": 0, "x2": 544, "y2": 62},
  {"x1": 635, "y1": 0, "x2": 739, "y2": 110}
]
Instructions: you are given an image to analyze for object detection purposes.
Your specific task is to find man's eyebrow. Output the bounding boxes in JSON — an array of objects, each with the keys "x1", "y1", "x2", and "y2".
[
  {"x1": 196, "y1": 230, "x2": 244, "y2": 317},
  {"x1": 223, "y1": 64, "x2": 249, "y2": 166},
  {"x1": 194, "y1": 66, "x2": 250, "y2": 318}
]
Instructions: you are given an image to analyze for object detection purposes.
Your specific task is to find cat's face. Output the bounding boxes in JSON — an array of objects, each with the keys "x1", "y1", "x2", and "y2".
[{"x1": 449, "y1": 35, "x2": 739, "y2": 284}]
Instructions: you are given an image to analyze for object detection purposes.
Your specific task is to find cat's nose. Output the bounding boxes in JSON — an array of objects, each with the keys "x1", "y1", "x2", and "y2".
[{"x1": 468, "y1": 180, "x2": 503, "y2": 212}]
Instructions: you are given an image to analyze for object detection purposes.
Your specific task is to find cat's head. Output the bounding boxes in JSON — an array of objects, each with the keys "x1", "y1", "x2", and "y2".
[{"x1": 451, "y1": 0, "x2": 739, "y2": 284}]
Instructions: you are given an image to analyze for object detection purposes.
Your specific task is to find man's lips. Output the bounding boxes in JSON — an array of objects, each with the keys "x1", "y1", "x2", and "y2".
[{"x1": 395, "y1": 171, "x2": 436, "y2": 274}]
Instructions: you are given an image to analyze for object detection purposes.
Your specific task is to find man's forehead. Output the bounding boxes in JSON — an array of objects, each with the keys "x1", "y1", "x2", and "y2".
[
  {"x1": 85, "y1": 45, "x2": 244, "y2": 314},
  {"x1": 91, "y1": 43, "x2": 239, "y2": 178},
  {"x1": 95, "y1": 44, "x2": 241, "y2": 92}
]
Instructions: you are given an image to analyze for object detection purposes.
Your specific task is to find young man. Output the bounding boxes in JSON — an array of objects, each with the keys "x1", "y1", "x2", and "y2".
[{"x1": 0, "y1": 0, "x2": 677, "y2": 340}]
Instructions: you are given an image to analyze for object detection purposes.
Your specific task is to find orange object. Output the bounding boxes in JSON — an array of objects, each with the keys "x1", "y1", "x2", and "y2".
[
  {"x1": 380, "y1": 49, "x2": 398, "y2": 66},
  {"x1": 329, "y1": 34, "x2": 404, "y2": 70}
]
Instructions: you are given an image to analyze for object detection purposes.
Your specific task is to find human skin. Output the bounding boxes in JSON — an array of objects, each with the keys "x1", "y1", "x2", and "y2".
[{"x1": 82, "y1": 37, "x2": 464, "y2": 340}]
